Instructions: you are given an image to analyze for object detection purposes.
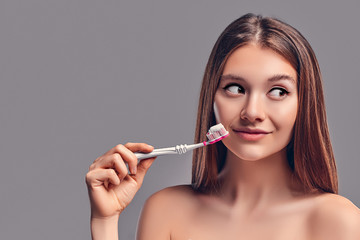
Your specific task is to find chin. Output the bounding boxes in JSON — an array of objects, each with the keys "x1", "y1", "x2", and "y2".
[
  {"x1": 228, "y1": 144, "x2": 286, "y2": 162},
  {"x1": 233, "y1": 152, "x2": 268, "y2": 162}
]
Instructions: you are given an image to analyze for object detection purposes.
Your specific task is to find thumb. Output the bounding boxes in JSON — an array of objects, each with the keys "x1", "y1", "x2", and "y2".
[{"x1": 132, "y1": 157, "x2": 156, "y2": 186}]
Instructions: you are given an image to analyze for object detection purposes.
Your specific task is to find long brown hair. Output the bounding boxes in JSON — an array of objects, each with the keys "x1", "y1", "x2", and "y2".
[{"x1": 192, "y1": 13, "x2": 338, "y2": 194}]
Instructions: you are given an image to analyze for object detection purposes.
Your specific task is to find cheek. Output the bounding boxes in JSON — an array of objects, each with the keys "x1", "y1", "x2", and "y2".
[
  {"x1": 213, "y1": 100, "x2": 222, "y2": 123},
  {"x1": 270, "y1": 99, "x2": 298, "y2": 133},
  {"x1": 213, "y1": 93, "x2": 239, "y2": 124}
]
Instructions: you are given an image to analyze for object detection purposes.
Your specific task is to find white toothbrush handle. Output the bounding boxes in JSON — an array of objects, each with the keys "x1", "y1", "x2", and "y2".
[
  {"x1": 134, "y1": 142, "x2": 205, "y2": 161},
  {"x1": 135, "y1": 150, "x2": 178, "y2": 160},
  {"x1": 134, "y1": 123, "x2": 228, "y2": 161}
]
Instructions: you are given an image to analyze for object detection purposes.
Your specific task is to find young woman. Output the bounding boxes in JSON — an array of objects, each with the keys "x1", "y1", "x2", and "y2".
[{"x1": 86, "y1": 13, "x2": 360, "y2": 239}]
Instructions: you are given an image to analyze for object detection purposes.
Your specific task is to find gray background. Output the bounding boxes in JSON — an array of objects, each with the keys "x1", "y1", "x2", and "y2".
[{"x1": 1, "y1": 0, "x2": 359, "y2": 239}]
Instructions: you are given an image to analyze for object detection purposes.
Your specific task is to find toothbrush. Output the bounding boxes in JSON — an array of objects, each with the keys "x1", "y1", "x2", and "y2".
[{"x1": 134, "y1": 123, "x2": 229, "y2": 160}]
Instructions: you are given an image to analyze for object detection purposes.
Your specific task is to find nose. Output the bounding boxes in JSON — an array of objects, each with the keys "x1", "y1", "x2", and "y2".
[{"x1": 240, "y1": 93, "x2": 266, "y2": 123}]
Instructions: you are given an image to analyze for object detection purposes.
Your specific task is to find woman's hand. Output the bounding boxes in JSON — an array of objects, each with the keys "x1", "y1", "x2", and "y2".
[{"x1": 85, "y1": 143, "x2": 156, "y2": 219}]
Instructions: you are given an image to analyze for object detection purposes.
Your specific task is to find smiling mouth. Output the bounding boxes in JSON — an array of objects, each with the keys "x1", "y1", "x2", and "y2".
[{"x1": 232, "y1": 128, "x2": 271, "y2": 141}]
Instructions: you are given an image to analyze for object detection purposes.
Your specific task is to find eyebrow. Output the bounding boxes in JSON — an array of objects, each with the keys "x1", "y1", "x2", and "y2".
[{"x1": 220, "y1": 74, "x2": 296, "y2": 84}]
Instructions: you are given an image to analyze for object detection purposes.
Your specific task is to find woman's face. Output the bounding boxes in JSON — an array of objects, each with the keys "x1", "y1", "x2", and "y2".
[{"x1": 214, "y1": 44, "x2": 298, "y2": 161}]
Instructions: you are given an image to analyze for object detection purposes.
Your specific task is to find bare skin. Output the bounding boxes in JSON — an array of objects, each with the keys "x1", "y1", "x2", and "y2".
[
  {"x1": 86, "y1": 142, "x2": 156, "y2": 240},
  {"x1": 86, "y1": 45, "x2": 360, "y2": 240},
  {"x1": 86, "y1": 144, "x2": 360, "y2": 240},
  {"x1": 138, "y1": 184, "x2": 360, "y2": 240}
]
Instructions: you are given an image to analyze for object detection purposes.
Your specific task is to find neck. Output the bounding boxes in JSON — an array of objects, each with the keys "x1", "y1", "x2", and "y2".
[{"x1": 216, "y1": 148, "x2": 300, "y2": 212}]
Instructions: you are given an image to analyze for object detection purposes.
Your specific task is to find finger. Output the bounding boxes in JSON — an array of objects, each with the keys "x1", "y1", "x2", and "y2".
[
  {"x1": 110, "y1": 144, "x2": 150, "y2": 175},
  {"x1": 86, "y1": 168, "x2": 120, "y2": 189},
  {"x1": 131, "y1": 157, "x2": 156, "y2": 186},
  {"x1": 112, "y1": 144, "x2": 139, "y2": 175},
  {"x1": 96, "y1": 143, "x2": 154, "y2": 175},
  {"x1": 100, "y1": 143, "x2": 153, "y2": 159},
  {"x1": 124, "y1": 142, "x2": 154, "y2": 154},
  {"x1": 91, "y1": 154, "x2": 129, "y2": 180}
]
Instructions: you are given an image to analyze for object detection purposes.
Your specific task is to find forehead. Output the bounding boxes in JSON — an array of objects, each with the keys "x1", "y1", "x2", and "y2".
[{"x1": 222, "y1": 44, "x2": 297, "y2": 82}]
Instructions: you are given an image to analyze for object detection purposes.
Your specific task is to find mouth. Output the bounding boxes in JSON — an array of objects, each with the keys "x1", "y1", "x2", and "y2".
[{"x1": 232, "y1": 127, "x2": 271, "y2": 141}]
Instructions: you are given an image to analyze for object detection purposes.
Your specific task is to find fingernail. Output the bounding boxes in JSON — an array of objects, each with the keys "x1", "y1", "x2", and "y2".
[{"x1": 131, "y1": 166, "x2": 137, "y2": 175}]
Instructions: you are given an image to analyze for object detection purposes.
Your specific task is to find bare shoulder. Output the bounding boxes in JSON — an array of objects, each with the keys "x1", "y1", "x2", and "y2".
[
  {"x1": 142, "y1": 184, "x2": 199, "y2": 215},
  {"x1": 146, "y1": 184, "x2": 198, "y2": 205},
  {"x1": 308, "y1": 193, "x2": 360, "y2": 239},
  {"x1": 136, "y1": 185, "x2": 198, "y2": 240}
]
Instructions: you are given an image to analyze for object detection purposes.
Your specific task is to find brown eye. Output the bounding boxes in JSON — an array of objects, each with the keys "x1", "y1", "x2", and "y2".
[
  {"x1": 224, "y1": 84, "x2": 245, "y2": 95},
  {"x1": 268, "y1": 88, "x2": 289, "y2": 98}
]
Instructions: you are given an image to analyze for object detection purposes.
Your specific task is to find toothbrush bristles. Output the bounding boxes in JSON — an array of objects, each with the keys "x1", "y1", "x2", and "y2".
[{"x1": 206, "y1": 123, "x2": 229, "y2": 143}]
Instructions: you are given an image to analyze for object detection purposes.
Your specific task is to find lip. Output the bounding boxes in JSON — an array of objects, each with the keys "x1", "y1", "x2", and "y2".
[{"x1": 232, "y1": 127, "x2": 271, "y2": 141}]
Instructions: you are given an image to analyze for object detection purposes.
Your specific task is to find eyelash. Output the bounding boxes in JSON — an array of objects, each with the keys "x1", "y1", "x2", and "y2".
[
  {"x1": 269, "y1": 87, "x2": 289, "y2": 97},
  {"x1": 222, "y1": 83, "x2": 289, "y2": 98},
  {"x1": 223, "y1": 83, "x2": 245, "y2": 94}
]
